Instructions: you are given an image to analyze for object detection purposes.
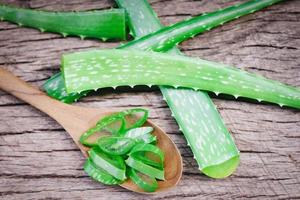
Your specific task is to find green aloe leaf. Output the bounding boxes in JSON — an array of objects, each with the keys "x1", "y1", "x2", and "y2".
[
  {"x1": 0, "y1": 5, "x2": 127, "y2": 40},
  {"x1": 62, "y1": 49, "x2": 300, "y2": 109},
  {"x1": 117, "y1": 0, "x2": 240, "y2": 179}
]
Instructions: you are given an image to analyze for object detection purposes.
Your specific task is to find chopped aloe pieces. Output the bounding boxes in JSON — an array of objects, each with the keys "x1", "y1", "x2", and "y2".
[
  {"x1": 80, "y1": 109, "x2": 165, "y2": 192},
  {"x1": 62, "y1": 49, "x2": 300, "y2": 109}
]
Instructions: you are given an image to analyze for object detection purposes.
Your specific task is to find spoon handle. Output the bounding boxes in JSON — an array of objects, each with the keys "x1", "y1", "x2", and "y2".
[{"x1": 0, "y1": 68, "x2": 69, "y2": 120}]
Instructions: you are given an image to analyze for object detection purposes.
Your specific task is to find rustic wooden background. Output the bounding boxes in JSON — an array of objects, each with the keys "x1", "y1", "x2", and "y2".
[{"x1": 0, "y1": 0, "x2": 299, "y2": 199}]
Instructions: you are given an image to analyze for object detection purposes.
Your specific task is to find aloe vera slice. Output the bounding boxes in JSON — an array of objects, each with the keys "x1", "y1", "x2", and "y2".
[
  {"x1": 129, "y1": 143, "x2": 164, "y2": 169},
  {"x1": 89, "y1": 147, "x2": 126, "y2": 181},
  {"x1": 0, "y1": 5, "x2": 127, "y2": 40},
  {"x1": 84, "y1": 158, "x2": 123, "y2": 185},
  {"x1": 118, "y1": 108, "x2": 149, "y2": 132},
  {"x1": 128, "y1": 168, "x2": 158, "y2": 193},
  {"x1": 97, "y1": 136, "x2": 136, "y2": 156},
  {"x1": 126, "y1": 143, "x2": 165, "y2": 180},
  {"x1": 125, "y1": 127, "x2": 157, "y2": 144},
  {"x1": 80, "y1": 115, "x2": 125, "y2": 147},
  {"x1": 126, "y1": 156, "x2": 165, "y2": 180},
  {"x1": 42, "y1": 0, "x2": 281, "y2": 103},
  {"x1": 62, "y1": 49, "x2": 300, "y2": 109}
]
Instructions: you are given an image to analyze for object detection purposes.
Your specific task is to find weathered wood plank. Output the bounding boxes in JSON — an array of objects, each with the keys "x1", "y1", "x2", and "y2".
[{"x1": 0, "y1": 0, "x2": 299, "y2": 199}]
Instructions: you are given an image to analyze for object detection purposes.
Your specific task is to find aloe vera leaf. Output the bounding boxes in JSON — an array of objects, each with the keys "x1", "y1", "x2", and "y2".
[
  {"x1": 62, "y1": 49, "x2": 300, "y2": 109},
  {"x1": 116, "y1": 0, "x2": 240, "y2": 179},
  {"x1": 0, "y1": 5, "x2": 126, "y2": 40},
  {"x1": 119, "y1": 0, "x2": 283, "y2": 51},
  {"x1": 42, "y1": 72, "x2": 90, "y2": 103},
  {"x1": 42, "y1": 0, "x2": 281, "y2": 103}
]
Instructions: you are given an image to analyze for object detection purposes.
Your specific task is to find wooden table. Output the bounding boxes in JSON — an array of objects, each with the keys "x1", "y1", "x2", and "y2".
[{"x1": 0, "y1": 0, "x2": 299, "y2": 199}]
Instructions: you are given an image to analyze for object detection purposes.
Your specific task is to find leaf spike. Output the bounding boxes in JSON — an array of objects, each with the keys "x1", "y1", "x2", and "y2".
[
  {"x1": 61, "y1": 32, "x2": 68, "y2": 37},
  {"x1": 170, "y1": 112, "x2": 175, "y2": 118},
  {"x1": 178, "y1": 126, "x2": 183, "y2": 131},
  {"x1": 278, "y1": 103, "x2": 284, "y2": 107},
  {"x1": 17, "y1": 22, "x2": 23, "y2": 26},
  {"x1": 102, "y1": 37, "x2": 108, "y2": 42},
  {"x1": 39, "y1": 28, "x2": 45, "y2": 32},
  {"x1": 79, "y1": 35, "x2": 86, "y2": 40},
  {"x1": 129, "y1": 30, "x2": 134, "y2": 36},
  {"x1": 214, "y1": 91, "x2": 220, "y2": 96}
]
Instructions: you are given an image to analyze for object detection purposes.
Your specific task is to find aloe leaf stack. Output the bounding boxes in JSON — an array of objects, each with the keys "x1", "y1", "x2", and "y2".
[{"x1": 41, "y1": 0, "x2": 284, "y2": 178}]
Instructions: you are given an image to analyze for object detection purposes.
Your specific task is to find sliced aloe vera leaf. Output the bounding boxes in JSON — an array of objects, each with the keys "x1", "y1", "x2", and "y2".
[
  {"x1": 62, "y1": 49, "x2": 300, "y2": 109},
  {"x1": 97, "y1": 136, "x2": 136, "y2": 156},
  {"x1": 84, "y1": 158, "x2": 122, "y2": 185},
  {"x1": 125, "y1": 156, "x2": 165, "y2": 180},
  {"x1": 117, "y1": 108, "x2": 149, "y2": 132},
  {"x1": 129, "y1": 143, "x2": 164, "y2": 166},
  {"x1": 0, "y1": 5, "x2": 127, "y2": 40},
  {"x1": 125, "y1": 127, "x2": 156, "y2": 143},
  {"x1": 80, "y1": 115, "x2": 125, "y2": 147},
  {"x1": 89, "y1": 147, "x2": 126, "y2": 181},
  {"x1": 128, "y1": 142, "x2": 164, "y2": 169},
  {"x1": 128, "y1": 167, "x2": 158, "y2": 192}
]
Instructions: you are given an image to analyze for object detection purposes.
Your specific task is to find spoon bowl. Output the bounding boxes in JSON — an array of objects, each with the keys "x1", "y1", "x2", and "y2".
[{"x1": 0, "y1": 68, "x2": 182, "y2": 193}]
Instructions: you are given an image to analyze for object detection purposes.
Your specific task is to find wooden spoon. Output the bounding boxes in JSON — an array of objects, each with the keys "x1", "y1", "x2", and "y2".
[{"x1": 0, "y1": 68, "x2": 182, "y2": 193}]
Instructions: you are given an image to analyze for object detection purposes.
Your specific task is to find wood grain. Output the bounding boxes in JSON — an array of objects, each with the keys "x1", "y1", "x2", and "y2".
[{"x1": 0, "y1": 0, "x2": 299, "y2": 199}]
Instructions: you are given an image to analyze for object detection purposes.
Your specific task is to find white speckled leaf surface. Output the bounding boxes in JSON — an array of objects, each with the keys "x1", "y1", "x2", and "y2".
[
  {"x1": 62, "y1": 50, "x2": 300, "y2": 108},
  {"x1": 110, "y1": 0, "x2": 239, "y2": 178}
]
